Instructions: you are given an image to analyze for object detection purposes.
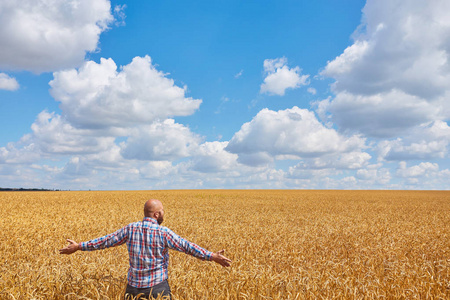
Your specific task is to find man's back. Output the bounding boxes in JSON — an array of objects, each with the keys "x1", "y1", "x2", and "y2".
[
  {"x1": 81, "y1": 217, "x2": 212, "y2": 288},
  {"x1": 60, "y1": 199, "x2": 231, "y2": 299}
]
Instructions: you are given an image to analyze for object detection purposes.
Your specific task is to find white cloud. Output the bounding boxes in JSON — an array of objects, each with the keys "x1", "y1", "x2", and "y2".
[
  {"x1": 0, "y1": 54, "x2": 208, "y2": 187},
  {"x1": 0, "y1": 73, "x2": 19, "y2": 90},
  {"x1": 49, "y1": 56, "x2": 202, "y2": 129},
  {"x1": 396, "y1": 161, "x2": 439, "y2": 178},
  {"x1": 113, "y1": 4, "x2": 127, "y2": 26},
  {"x1": 320, "y1": 0, "x2": 450, "y2": 138},
  {"x1": 238, "y1": 168, "x2": 286, "y2": 188},
  {"x1": 0, "y1": 139, "x2": 40, "y2": 164},
  {"x1": 139, "y1": 161, "x2": 175, "y2": 180},
  {"x1": 378, "y1": 120, "x2": 450, "y2": 161},
  {"x1": 312, "y1": 96, "x2": 333, "y2": 128},
  {"x1": 234, "y1": 69, "x2": 243, "y2": 78},
  {"x1": 340, "y1": 176, "x2": 358, "y2": 188},
  {"x1": 319, "y1": 90, "x2": 439, "y2": 137},
  {"x1": 396, "y1": 161, "x2": 450, "y2": 189},
  {"x1": 82, "y1": 145, "x2": 126, "y2": 170},
  {"x1": 322, "y1": 0, "x2": 450, "y2": 99},
  {"x1": 285, "y1": 151, "x2": 373, "y2": 186},
  {"x1": 3, "y1": 0, "x2": 450, "y2": 190},
  {"x1": 61, "y1": 157, "x2": 95, "y2": 177},
  {"x1": 120, "y1": 119, "x2": 201, "y2": 161},
  {"x1": 260, "y1": 57, "x2": 309, "y2": 96},
  {"x1": 0, "y1": 0, "x2": 115, "y2": 73},
  {"x1": 356, "y1": 164, "x2": 391, "y2": 185},
  {"x1": 190, "y1": 141, "x2": 239, "y2": 173},
  {"x1": 30, "y1": 111, "x2": 116, "y2": 155},
  {"x1": 226, "y1": 107, "x2": 366, "y2": 166},
  {"x1": 306, "y1": 151, "x2": 372, "y2": 170},
  {"x1": 287, "y1": 164, "x2": 336, "y2": 180},
  {"x1": 307, "y1": 87, "x2": 317, "y2": 95}
]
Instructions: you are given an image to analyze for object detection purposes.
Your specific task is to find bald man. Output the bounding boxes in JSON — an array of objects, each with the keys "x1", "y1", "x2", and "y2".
[{"x1": 60, "y1": 199, "x2": 231, "y2": 299}]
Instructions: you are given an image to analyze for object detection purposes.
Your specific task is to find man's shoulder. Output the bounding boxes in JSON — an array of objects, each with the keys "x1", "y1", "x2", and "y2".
[
  {"x1": 127, "y1": 221, "x2": 171, "y2": 231},
  {"x1": 157, "y1": 225, "x2": 171, "y2": 232},
  {"x1": 156, "y1": 225, "x2": 178, "y2": 237},
  {"x1": 122, "y1": 220, "x2": 149, "y2": 230}
]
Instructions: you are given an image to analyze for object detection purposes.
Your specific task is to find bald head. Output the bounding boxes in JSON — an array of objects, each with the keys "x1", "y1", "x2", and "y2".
[{"x1": 144, "y1": 199, "x2": 165, "y2": 224}]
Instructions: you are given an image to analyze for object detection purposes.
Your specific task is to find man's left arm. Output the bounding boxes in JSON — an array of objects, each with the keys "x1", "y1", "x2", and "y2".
[
  {"x1": 59, "y1": 239, "x2": 82, "y2": 255},
  {"x1": 164, "y1": 228, "x2": 231, "y2": 267}
]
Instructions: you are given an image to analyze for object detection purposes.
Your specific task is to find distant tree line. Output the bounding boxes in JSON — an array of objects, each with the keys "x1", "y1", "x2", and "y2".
[{"x1": 0, "y1": 188, "x2": 61, "y2": 191}]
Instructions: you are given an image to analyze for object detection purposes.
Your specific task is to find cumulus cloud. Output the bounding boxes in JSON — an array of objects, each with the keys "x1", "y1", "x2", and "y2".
[
  {"x1": 355, "y1": 164, "x2": 391, "y2": 185},
  {"x1": 61, "y1": 157, "x2": 95, "y2": 177},
  {"x1": 322, "y1": 0, "x2": 450, "y2": 99},
  {"x1": 0, "y1": 139, "x2": 40, "y2": 164},
  {"x1": 30, "y1": 111, "x2": 116, "y2": 155},
  {"x1": 50, "y1": 56, "x2": 202, "y2": 129},
  {"x1": 190, "y1": 142, "x2": 239, "y2": 173},
  {"x1": 0, "y1": 0, "x2": 115, "y2": 73},
  {"x1": 287, "y1": 164, "x2": 336, "y2": 180},
  {"x1": 320, "y1": 0, "x2": 450, "y2": 138},
  {"x1": 226, "y1": 106, "x2": 366, "y2": 166},
  {"x1": 378, "y1": 120, "x2": 450, "y2": 161},
  {"x1": 305, "y1": 151, "x2": 372, "y2": 170},
  {"x1": 120, "y1": 119, "x2": 201, "y2": 161},
  {"x1": 238, "y1": 168, "x2": 286, "y2": 188},
  {"x1": 139, "y1": 161, "x2": 175, "y2": 180},
  {"x1": 260, "y1": 57, "x2": 309, "y2": 96},
  {"x1": 0, "y1": 73, "x2": 19, "y2": 90},
  {"x1": 318, "y1": 90, "x2": 439, "y2": 137},
  {"x1": 82, "y1": 145, "x2": 126, "y2": 170},
  {"x1": 0, "y1": 54, "x2": 212, "y2": 188},
  {"x1": 396, "y1": 161, "x2": 439, "y2": 178}
]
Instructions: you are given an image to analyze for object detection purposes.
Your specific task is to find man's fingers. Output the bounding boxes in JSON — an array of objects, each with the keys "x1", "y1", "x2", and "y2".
[
  {"x1": 212, "y1": 250, "x2": 232, "y2": 267},
  {"x1": 217, "y1": 250, "x2": 231, "y2": 262},
  {"x1": 221, "y1": 259, "x2": 231, "y2": 267},
  {"x1": 59, "y1": 239, "x2": 79, "y2": 255}
]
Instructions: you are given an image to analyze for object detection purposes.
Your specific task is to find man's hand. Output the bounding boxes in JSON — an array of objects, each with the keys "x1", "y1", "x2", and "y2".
[
  {"x1": 211, "y1": 250, "x2": 232, "y2": 267},
  {"x1": 59, "y1": 239, "x2": 81, "y2": 255}
]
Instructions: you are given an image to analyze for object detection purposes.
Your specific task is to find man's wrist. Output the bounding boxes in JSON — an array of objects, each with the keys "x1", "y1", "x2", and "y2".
[{"x1": 207, "y1": 251, "x2": 214, "y2": 261}]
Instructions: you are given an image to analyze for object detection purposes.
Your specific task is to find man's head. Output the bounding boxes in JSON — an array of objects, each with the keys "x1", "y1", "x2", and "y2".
[{"x1": 144, "y1": 199, "x2": 165, "y2": 225}]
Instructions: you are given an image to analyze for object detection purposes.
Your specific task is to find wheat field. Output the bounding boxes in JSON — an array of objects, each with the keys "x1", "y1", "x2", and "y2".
[{"x1": 0, "y1": 190, "x2": 449, "y2": 299}]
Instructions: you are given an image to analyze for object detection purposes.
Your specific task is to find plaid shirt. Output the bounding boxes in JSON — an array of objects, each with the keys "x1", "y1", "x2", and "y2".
[{"x1": 80, "y1": 217, "x2": 213, "y2": 288}]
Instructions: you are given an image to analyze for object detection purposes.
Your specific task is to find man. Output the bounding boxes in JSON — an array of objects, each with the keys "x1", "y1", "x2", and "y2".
[{"x1": 59, "y1": 199, "x2": 232, "y2": 299}]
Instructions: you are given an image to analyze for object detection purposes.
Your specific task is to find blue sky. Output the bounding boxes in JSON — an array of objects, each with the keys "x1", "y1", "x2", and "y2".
[{"x1": 0, "y1": 0, "x2": 449, "y2": 190}]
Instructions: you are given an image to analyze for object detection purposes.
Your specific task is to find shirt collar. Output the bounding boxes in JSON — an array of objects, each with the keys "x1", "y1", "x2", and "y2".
[{"x1": 143, "y1": 217, "x2": 158, "y2": 224}]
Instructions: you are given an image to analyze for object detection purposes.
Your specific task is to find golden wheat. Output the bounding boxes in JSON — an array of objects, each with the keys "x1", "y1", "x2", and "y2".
[{"x1": 0, "y1": 190, "x2": 449, "y2": 299}]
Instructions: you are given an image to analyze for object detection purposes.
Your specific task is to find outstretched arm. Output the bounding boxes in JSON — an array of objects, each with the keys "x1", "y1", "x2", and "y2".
[
  {"x1": 59, "y1": 239, "x2": 81, "y2": 255},
  {"x1": 59, "y1": 226, "x2": 128, "y2": 254},
  {"x1": 164, "y1": 228, "x2": 232, "y2": 267},
  {"x1": 211, "y1": 249, "x2": 232, "y2": 267}
]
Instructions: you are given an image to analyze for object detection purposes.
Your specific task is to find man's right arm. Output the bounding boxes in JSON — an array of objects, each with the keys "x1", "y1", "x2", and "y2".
[
  {"x1": 59, "y1": 226, "x2": 128, "y2": 255},
  {"x1": 80, "y1": 226, "x2": 128, "y2": 251}
]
